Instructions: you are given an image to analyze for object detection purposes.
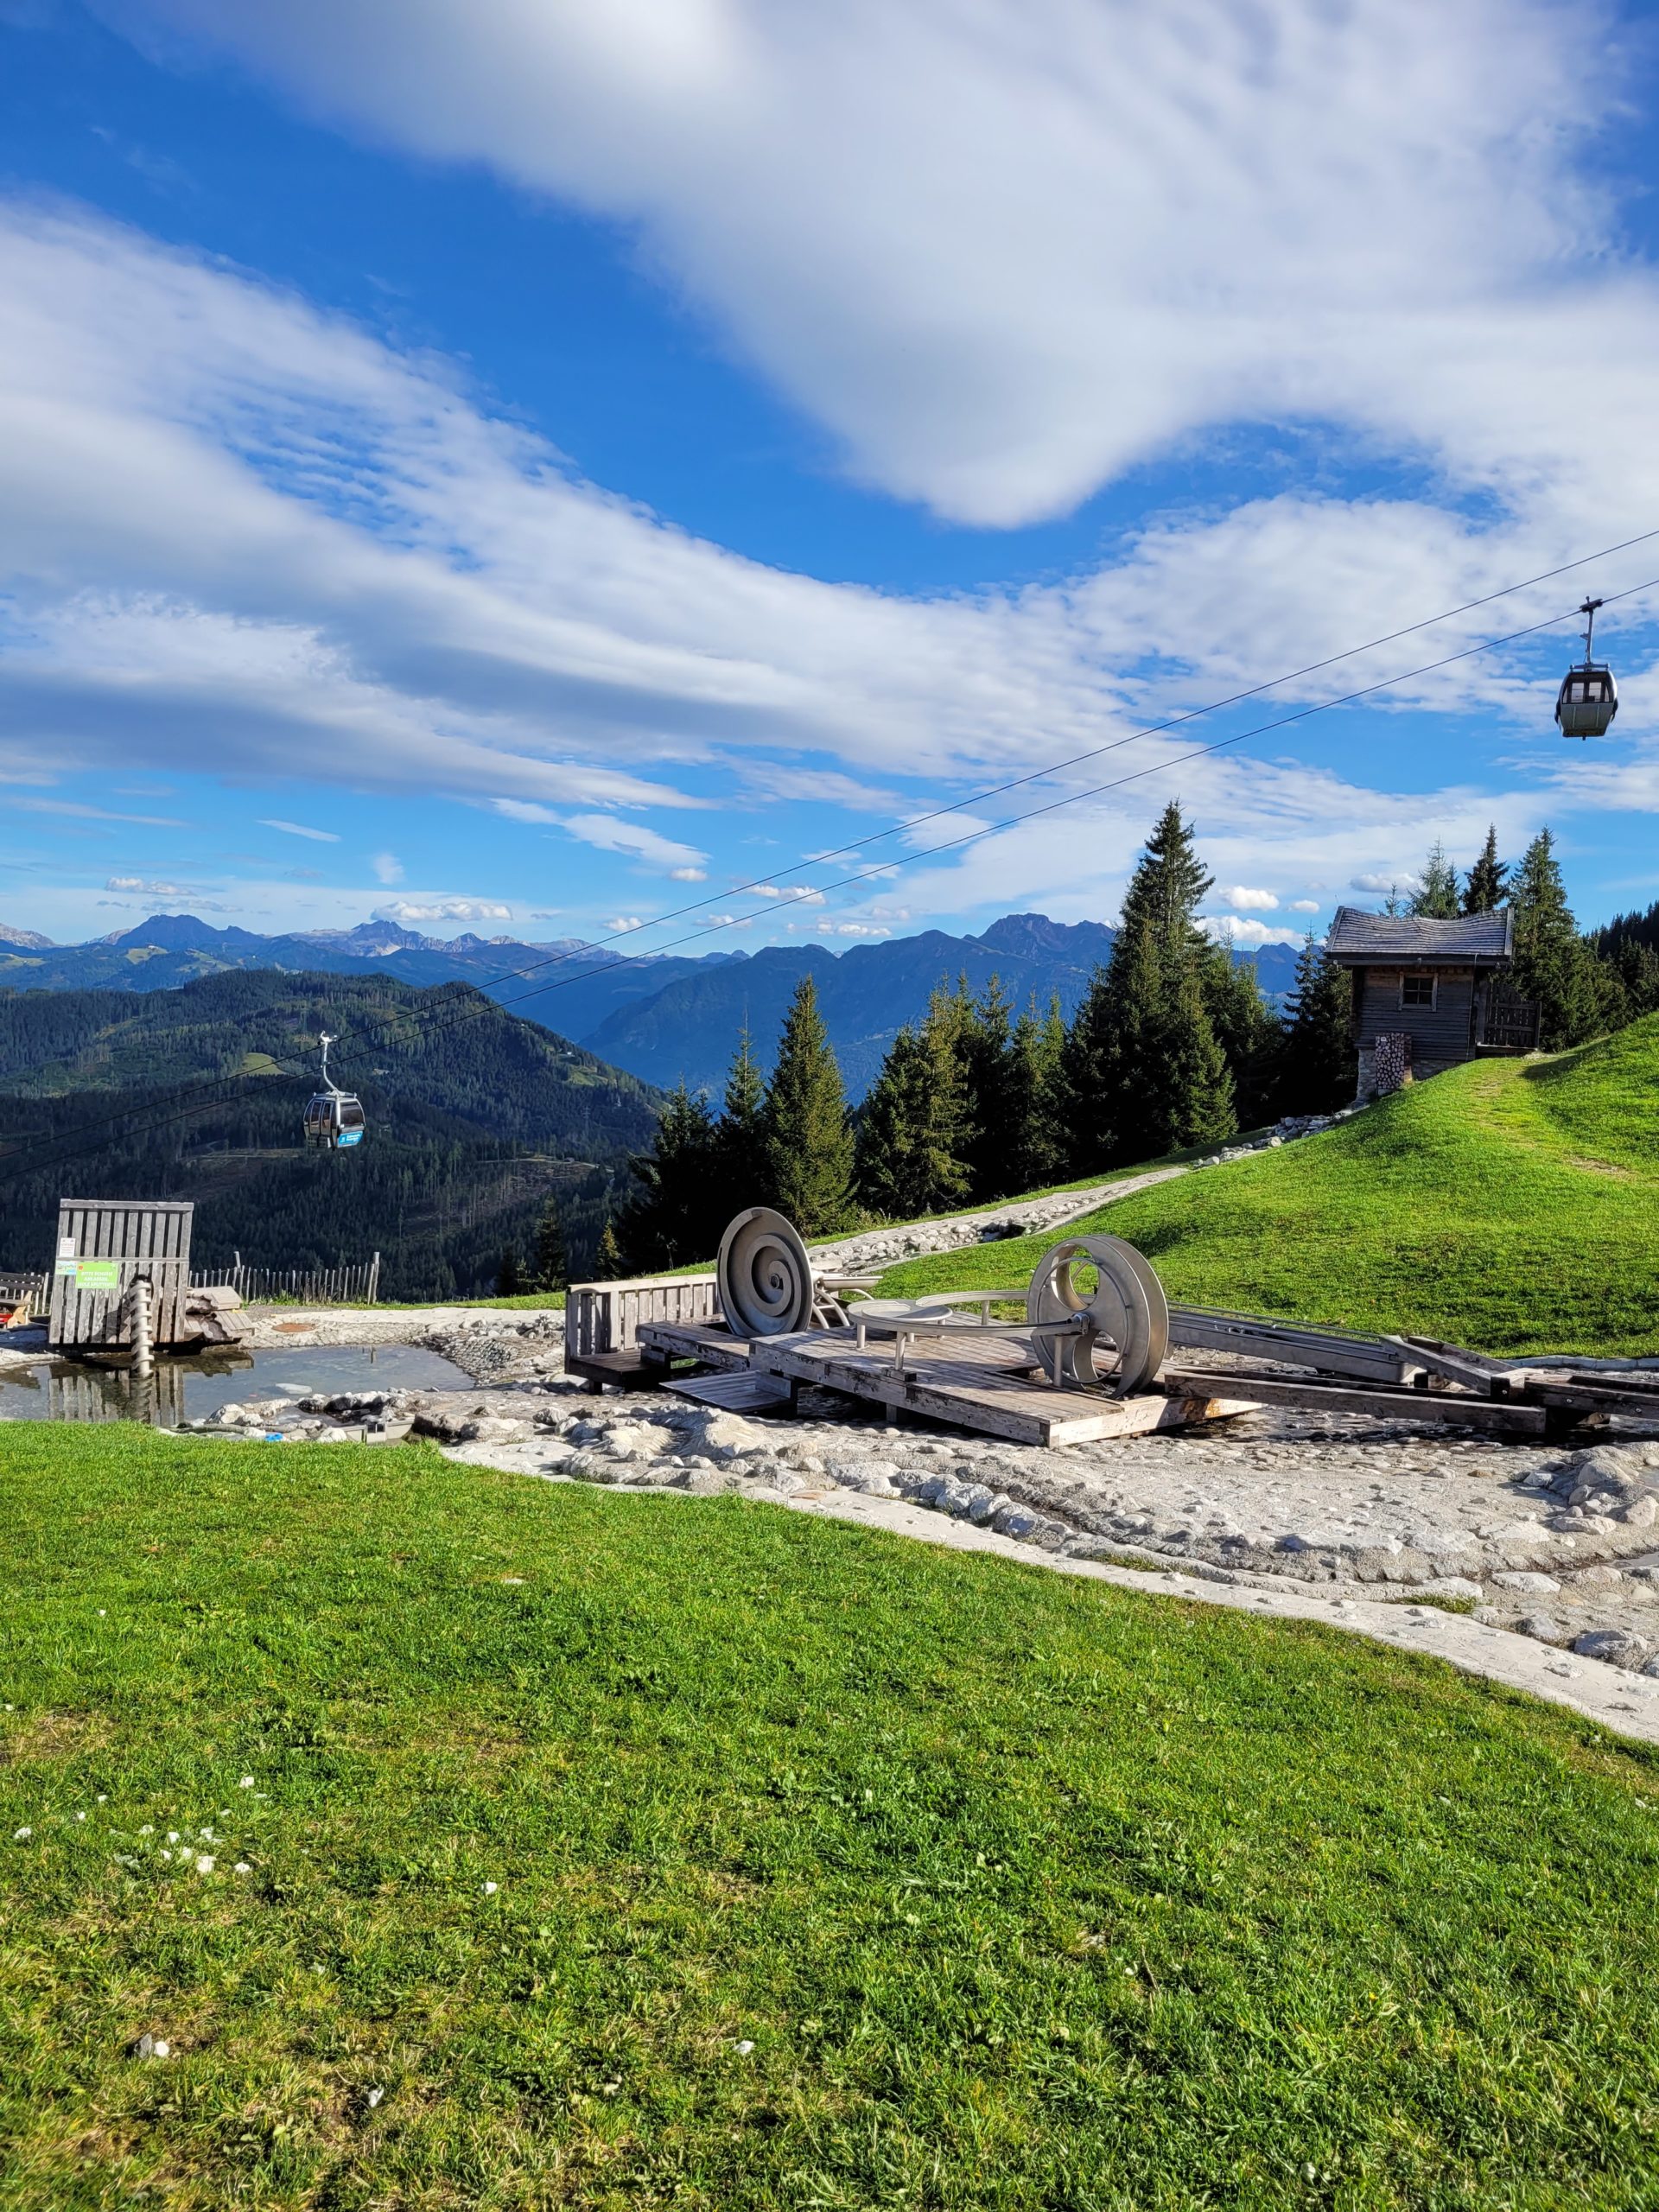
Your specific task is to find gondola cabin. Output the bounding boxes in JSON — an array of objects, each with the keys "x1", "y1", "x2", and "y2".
[
  {"x1": 302, "y1": 1090, "x2": 365, "y2": 1148},
  {"x1": 1327, "y1": 907, "x2": 1538, "y2": 1100},
  {"x1": 1554, "y1": 595, "x2": 1619, "y2": 740}
]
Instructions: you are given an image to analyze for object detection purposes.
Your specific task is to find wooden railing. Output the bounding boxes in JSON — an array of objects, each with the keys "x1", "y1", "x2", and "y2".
[
  {"x1": 0, "y1": 1272, "x2": 46, "y2": 1319},
  {"x1": 565, "y1": 1272, "x2": 719, "y2": 1361}
]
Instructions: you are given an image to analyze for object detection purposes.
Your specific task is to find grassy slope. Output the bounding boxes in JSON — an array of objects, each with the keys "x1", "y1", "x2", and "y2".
[
  {"x1": 881, "y1": 1020, "x2": 1659, "y2": 1354},
  {"x1": 5, "y1": 1429, "x2": 1659, "y2": 2209}
]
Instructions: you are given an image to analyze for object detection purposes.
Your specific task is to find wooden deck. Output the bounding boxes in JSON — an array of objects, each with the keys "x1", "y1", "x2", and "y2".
[{"x1": 749, "y1": 1325, "x2": 1256, "y2": 1447}]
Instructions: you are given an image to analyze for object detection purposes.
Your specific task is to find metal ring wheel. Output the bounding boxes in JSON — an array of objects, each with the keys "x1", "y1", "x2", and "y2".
[
  {"x1": 717, "y1": 1207, "x2": 816, "y2": 1337},
  {"x1": 1025, "y1": 1235, "x2": 1169, "y2": 1397}
]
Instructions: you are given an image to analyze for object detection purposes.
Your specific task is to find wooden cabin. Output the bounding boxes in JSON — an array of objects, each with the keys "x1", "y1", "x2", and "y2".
[{"x1": 1326, "y1": 907, "x2": 1538, "y2": 1100}]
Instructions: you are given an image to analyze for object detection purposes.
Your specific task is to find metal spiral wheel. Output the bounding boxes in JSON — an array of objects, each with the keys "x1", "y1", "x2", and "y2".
[
  {"x1": 1025, "y1": 1234, "x2": 1169, "y2": 1396},
  {"x1": 717, "y1": 1207, "x2": 816, "y2": 1337}
]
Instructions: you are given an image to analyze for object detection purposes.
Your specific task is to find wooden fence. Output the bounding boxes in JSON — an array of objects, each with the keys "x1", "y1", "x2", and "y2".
[
  {"x1": 0, "y1": 1272, "x2": 47, "y2": 1318},
  {"x1": 188, "y1": 1252, "x2": 382, "y2": 1306},
  {"x1": 565, "y1": 1271, "x2": 719, "y2": 1362}
]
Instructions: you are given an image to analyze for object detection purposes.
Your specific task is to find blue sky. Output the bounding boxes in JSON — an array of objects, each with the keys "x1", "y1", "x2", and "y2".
[{"x1": 3, "y1": 0, "x2": 1659, "y2": 958}]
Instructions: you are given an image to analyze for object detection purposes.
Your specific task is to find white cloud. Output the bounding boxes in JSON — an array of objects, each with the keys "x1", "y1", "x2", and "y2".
[
  {"x1": 667, "y1": 866, "x2": 707, "y2": 881},
  {"x1": 1350, "y1": 872, "x2": 1402, "y2": 893},
  {"x1": 749, "y1": 881, "x2": 827, "y2": 905},
  {"x1": 1222, "y1": 886, "x2": 1279, "y2": 912},
  {"x1": 374, "y1": 896, "x2": 512, "y2": 924},
  {"x1": 786, "y1": 918, "x2": 891, "y2": 938},
  {"x1": 560, "y1": 814, "x2": 708, "y2": 871},
  {"x1": 604, "y1": 916, "x2": 645, "y2": 933},
  {"x1": 1287, "y1": 898, "x2": 1322, "y2": 914},
  {"x1": 372, "y1": 850, "x2": 404, "y2": 883},
  {"x1": 1201, "y1": 915, "x2": 1304, "y2": 950},
  {"x1": 105, "y1": 874, "x2": 194, "y2": 895},
  {"x1": 261, "y1": 817, "x2": 340, "y2": 842},
  {"x1": 119, "y1": 0, "x2": 1629, "y2": 527},
  {"x1": 16, "y1": 795, "x2": 186, "y2": 826}
]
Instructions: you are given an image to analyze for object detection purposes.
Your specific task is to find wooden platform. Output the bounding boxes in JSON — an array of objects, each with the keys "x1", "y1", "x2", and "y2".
[
  {"x1": 636, "y1": 1318, "x2": 755, "y2": 1372},
  {"x1": 661, "y1": 1368, "x2": 795, "y2": 1414},
  {"x1": 750, "y1": 1326, "x2": 1256, "y2": 1447}
]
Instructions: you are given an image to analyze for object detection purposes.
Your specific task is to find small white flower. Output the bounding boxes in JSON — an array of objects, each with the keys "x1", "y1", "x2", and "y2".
[
  {"x1": 238, "y1": 1777, "x2": 255, "y2": 1789},
  {"x1": 734, "y1": 2039, "x2": 755, "y2": 2056},
  {"x1": 481, "y1": 1880, "x2": 499, "y2": 1896},
  {"x1": 12, "y1": 1827, "x2": 31, "y2": 1841},
  {"x1": 167, "y1": 1831, "x2": 180, "y2": 1844},
  {"x1": 97, "y1": 1795, "x2": 107, "y2": 1804},
  {"x1": 366, "y1": 2087, "x2": 385, "y2": 2108},
  {"x1": 195, "y1": 1853, "x2": 215, "y2": 1873},
  {"x1": 75, "y1": 1811, "x2": 86, "y2": 1821},
  {"x1": 199, "y1": 1827, "x2": 214, "y2": 1840},
  {"x1": 97, "y1": 1609, "x2": 106, "y2": 1618},
  {"x1": 139, "y1": 1825, "x2": 154, "y2": 1835},
  {"x1": 160, "y1": 1849, "x2": 172, "y2": 1861},
  {"x1": 233, "y1": 1861, "x2": 251, "y2": 1875}
]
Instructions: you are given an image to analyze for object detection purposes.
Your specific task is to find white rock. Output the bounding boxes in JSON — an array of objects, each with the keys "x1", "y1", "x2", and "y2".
[{"x1": 1492, "y1": 1571, "x2": 1561, "y2": 1594}]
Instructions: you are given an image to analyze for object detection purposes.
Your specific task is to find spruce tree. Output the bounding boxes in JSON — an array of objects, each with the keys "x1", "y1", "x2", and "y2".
[
  {"x1": 1075, "y1": 802, "x2": 1237, "y2": 1166},
  {"x1": 959, "y1": 973, "x2": 1018, "y2": 1201},
  {"x1": 530, "y1": 1198, "x2": 569, "y2": 1294},
  {"x1": 1200, "y1": 930, "x2": 1282, "y2": 1127},
  {"x1": 1008, "y1": 994, "x2": 1067, "y2": 1192},
  {"x1": 1409, "y1": 839, "x2": 1461, "y2": 918},
  {"x1": 713, "y1": 1021, "x2": 771, "y2": 1212},
  {"x1": 616, "y1": 1083, "x2": 721, "y2": 1268},
  {"x1": 593, "y1": 1220, "x2": 623, "y2": 1279},
  {"x1": 1058, "y1": 964, "x2": 1118, "y2": 1173},
  {"x1": 855, "y1": 1018, "x2": 969, "y2": 1220},
  {"x1": 1510, "y1": 828, "x2": 1593, "y2": 1048},
  {"x1": 495, "y1": 1247, "x2": 524, "y2": 1297},
  {"x1": 765, "y1": 974, "x2": 855, "y2": 1235},
  {"x1": 1462, "y1": 823, "x2": 1508, "y2": 914},
  {"x1": 1275, "y1": 932, "x2": 1355, "y2": 1114}
]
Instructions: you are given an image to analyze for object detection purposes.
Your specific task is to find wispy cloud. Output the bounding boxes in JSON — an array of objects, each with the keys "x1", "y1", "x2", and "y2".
[
  {"x1": 16, "y1": 796, "x2": 187, "y2": 827},
  {"x1": 372, "y1": 850, "x2": 404, "y2": 884},
  {"x1": 261, "y1": 818, "x2": 340, "y2": 843},
  {"x1": 105, "y1": 874, "x2": 195, "y2": 896}
]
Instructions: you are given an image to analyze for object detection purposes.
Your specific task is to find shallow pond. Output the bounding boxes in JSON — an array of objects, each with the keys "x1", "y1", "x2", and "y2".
[{"x1": 0, "y1": 1344, "x2": 474, "y2": 1427}]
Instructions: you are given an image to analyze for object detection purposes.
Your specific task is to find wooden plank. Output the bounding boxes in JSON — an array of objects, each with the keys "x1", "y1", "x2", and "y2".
[
  {"x1": 663, "y1": 1370, "x2": 795, "y2": 1413},
  {"x1": 636, "y1": 1319, "x2": 754, "y2": 1373},
  {"x1": 1519, "y1": 1378, "x2": 1659, "y2": 1421},
  {"x1": 1168, "y1": 1304, "x2": 1414, "y2": 1384},
  {"x1": 751, "y1": 1332, "x2": 1255, "y2": 1446},
  {"x1": 1160, "y1": 1363, "x2": 1547, "y2": 1435}
]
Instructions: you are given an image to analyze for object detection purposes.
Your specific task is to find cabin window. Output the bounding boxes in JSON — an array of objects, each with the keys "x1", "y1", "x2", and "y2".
[{"x1": 1400, "y1": 973, "x2": 1436, "y2": 1008}]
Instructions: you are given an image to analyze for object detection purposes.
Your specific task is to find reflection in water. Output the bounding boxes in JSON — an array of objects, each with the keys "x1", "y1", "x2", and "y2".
[{"x1": 0, "y1": 1343, "x2": 472, "y2": 1426}]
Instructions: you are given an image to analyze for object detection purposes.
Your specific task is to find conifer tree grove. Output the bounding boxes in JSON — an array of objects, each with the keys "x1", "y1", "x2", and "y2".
[
  {"x1": 530, "y1": 1198, "x2": 569, "y2": 1294},
  {"x1": 855, "y1": 1019, "x2": 969, "y2": 1219},
  {"x1": 1409, "y1": 839, "x2": 1462, "y2": 918},
  {"x1": 495, "y1": 1247, "x2": 524, "y2": 1297},
  {"x1": 1462, "y1": 823, "x2": 1508, "y2": 914},
  {"x1": 1275, "y1": 932, "x2": 1355, "y2": 1113},
  {"x1": 1007, "y1": 994, "x2": 1068, "y2": 1193},
  {"x1": 1199, "y1": 930, "x2": 1281, "y2": 1127},
  {"x1": 765, "y1": 974, "x2": 855, "y2": 1236},
  {"x1": 959, "y1": 973, "x2": 1020, "y2": 1201}
]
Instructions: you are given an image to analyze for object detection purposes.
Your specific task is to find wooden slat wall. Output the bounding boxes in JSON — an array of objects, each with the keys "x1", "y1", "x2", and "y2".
[
  {"x1": 48, "y1": 1199, "x2": 194, "y2": 1351},
  {"x1": 1353, "y1": 968, "x2": 1479, "y2": 1072},
  {"x1": 565, "y1": 1273, "x2": 719, "y2": 1361}
]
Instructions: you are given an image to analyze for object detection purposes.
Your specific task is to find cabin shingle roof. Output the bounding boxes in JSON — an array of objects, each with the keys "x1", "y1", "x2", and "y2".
[{"x1": 1326, "y1": 906, "x2": 1512, "y2": 964}]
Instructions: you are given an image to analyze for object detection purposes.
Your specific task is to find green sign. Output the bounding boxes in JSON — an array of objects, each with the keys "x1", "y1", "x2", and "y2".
[{"x1": 58, "y1": 1259, "x2": 120, "y2": 1291}]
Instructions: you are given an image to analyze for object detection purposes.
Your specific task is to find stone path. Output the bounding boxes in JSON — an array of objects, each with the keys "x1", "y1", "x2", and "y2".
[{"x1": 804, "y1": 1166, "x2": 1190, "y2": 1274}]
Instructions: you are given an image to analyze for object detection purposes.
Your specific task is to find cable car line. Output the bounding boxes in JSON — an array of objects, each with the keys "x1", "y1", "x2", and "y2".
[{"x1": 6, "y1": 563, "x2": 1655, "y2": 1188}]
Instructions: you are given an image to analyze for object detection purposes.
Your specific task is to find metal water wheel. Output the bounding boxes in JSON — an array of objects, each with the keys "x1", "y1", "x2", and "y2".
[{"x1": 1024, "y1": 1234, "x2": 1169, "y2": 1396}]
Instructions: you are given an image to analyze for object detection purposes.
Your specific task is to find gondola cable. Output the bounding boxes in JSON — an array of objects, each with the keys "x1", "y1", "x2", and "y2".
[{"x1": 7, "y1": 563, "x2": 1656, "y2": 1187}]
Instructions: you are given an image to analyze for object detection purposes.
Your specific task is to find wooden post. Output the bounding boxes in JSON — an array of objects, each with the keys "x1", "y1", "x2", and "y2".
[{"x1": 368, "y1": 1251, "x2": 381, "y2": 1305}]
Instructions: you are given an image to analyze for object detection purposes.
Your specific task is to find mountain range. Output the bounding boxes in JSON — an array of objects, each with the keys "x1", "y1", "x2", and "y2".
[{"x1": 0, "y1": 911, "x2": 1302, "y2": 1103}]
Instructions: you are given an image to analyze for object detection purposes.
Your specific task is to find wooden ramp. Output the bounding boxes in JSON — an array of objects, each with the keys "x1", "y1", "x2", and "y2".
[
  {"x1": 749, "y1": 1325, "x2": 1255, "y2": 1448},
  {"x1": 661, "y1": 1367, "x2": 795, "y2": 1414}
]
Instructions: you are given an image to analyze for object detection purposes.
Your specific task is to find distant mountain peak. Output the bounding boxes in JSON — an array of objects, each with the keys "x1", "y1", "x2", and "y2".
[{"x1": 0, "y1": 923, "x2": 54, "y2": 949}]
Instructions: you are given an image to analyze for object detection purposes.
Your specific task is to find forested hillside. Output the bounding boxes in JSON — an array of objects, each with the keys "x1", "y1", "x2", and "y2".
[{"x1": 0, "y1": 972, "x2": 664, "y2": 1299}]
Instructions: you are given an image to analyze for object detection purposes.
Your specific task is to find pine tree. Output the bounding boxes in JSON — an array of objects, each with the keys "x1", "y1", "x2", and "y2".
[
  {"x1": 1275, "y1": 932, "x2": 1355, "y2": 1114},
  {"x1": 1510, "y1": 828, "x2": 1594, "y2": 1048},
  {"x1": 855, "y1": 1016, "x2": 970, "y2": 1219},
  {"x1": 712, "y1": 1020, "x2": 771, "y2": 1213},
  {"x1": 765, "y1": 974, "x2": 855, "y2": 1235},
  {"x1": 530, "y1": 1198, "x2": 569, "y2": 1293},
  {"x1": 1409, "y1": 839, "x2": 1461, "y2": 918},
  {"x1": 959, "y1": 973, "x2": 1019, "y2": 1201},
  {"x1": 1008, "y1": 995, "x2": 1067, "y2": 1192},
  {"x1": 593, "y1": 1220, "x2": 623, "y2": 1279},
  {"x1": 616, "y1": 1083, "x2": 721, "y2": 1269},
  {"x1": 495, "y1": 1247, "x2": 524, "y2": 1297},
  {"x1": 1462, "y1": 823, "x2": 1508, "y2": 914},
  {"x1": 1200, "y1": 930, "x2": 1282, "y2": 1127},
  {"x1": 1070, "y1": 802, "x2": 1237, "y2": 1166}
]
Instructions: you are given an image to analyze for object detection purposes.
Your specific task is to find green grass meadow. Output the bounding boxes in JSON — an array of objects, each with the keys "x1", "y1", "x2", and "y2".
[
  {"x1": 5, "y1": 1426, "x2": 1659, "y2": 2207},
  {"x1": 880, "y1": 1020, "x2": 1659, "y2": 1354}
]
